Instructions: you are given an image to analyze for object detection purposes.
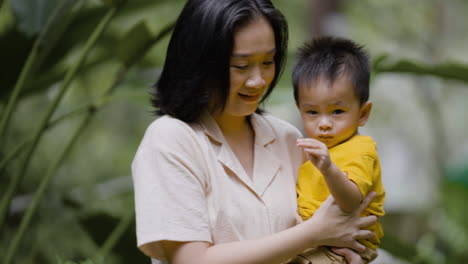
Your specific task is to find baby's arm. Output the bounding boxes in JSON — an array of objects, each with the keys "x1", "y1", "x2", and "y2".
[{"x1": 297, "y1": 138, "x2": 362, "y2": 213}]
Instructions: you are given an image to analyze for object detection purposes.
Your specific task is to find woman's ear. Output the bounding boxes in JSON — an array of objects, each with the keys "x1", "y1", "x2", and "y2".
[{"x1": 358, "y1": 101, "x2": 372, "y2": 126}]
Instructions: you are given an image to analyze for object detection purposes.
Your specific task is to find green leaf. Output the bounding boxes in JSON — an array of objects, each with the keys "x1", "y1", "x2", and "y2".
[
  {"x1": 380, "y1": 234, "x2": 419, "y2": 262},
  {"x1": 116, "y1": 20, "x2": 154, "y2": 68},
  {"x1": 10, "y1": 0, "x2": 62, "y2": 36},
  {"x1": 0, "y1": 2, "x2": 175, "y2": 101},
  {"x1": 0, "y1": 0, "x2": 78, "y2": 102},
  {"x1": 0, "y1": 27, "x2": 33, "y2": 101},
  {"x1": 80, "y1": 213, "x2": 147, "y2": 263},
  {"x1": 373, "y1": 55, "x2": 468, "y2": 84},
  {"x1": 100, "y1": 0, "x2": 126, "y2": 6},
  {"x1": 442, "y1": 176, "x2": 468, "y2": 236}
]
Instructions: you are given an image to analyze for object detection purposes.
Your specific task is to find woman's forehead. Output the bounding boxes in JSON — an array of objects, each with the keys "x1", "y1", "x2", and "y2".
[{"x1": 232, "y1": 17, "x2": 276, "y2": 56}]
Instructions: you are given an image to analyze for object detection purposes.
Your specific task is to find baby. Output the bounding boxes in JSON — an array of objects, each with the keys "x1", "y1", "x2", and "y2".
[{"x1": 293, "y1": 37, "x2": 385, "y2": 264}]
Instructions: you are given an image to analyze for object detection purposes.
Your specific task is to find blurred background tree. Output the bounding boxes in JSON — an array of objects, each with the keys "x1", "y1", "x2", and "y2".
[{"x1": 0, "y1": 0, "x2": 467, "y2": 263}]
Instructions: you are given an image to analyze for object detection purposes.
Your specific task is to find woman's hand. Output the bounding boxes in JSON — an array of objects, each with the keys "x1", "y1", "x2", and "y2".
[{"x1": 303, "y1": 191, "x2": 377, "y2": 252}]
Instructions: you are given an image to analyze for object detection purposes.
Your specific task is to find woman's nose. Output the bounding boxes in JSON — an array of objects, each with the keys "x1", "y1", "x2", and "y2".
[{"x1": 246, "y1": 67, "x2": 266, "y2": 88}]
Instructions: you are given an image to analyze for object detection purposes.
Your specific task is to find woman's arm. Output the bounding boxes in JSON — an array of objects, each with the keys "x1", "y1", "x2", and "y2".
[{"x1": 147, "y1": 192, "x2": 377, "y2": 264}]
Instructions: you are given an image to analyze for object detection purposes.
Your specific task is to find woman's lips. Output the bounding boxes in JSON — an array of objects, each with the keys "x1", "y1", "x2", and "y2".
[{"x1": 238, "y1": 93, "x2": 260, "y2": 103}]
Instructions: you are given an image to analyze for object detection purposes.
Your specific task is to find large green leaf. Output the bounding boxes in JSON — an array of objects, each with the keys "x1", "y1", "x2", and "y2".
[
  {"x1": 80, "y1": 213, "x2": 147, "y2": 263},
  {"x1": 0, "y1": 28, "x2": 33, "y2": 101},
  {"x1": 10, "y1": 0, "x2": 62, "y2": 36},
  {"x1": 117, "y1": 20, "x2": 153, "y2": 68},
  {"x1": 117, "y1": 19, "x2": 174, "y2": 68},
  {"x1": 442, "y1": 167, "x2": 468, "y2": 236},
  {"x1": 380, "y1": 234, "x2": 418, "y2": 263},
  {"x1": 0, "y1": 0, "x2": 177, "y2": 102},
  {"x1": 373, "y1": 55, "x2": 468, "y2": 84}
]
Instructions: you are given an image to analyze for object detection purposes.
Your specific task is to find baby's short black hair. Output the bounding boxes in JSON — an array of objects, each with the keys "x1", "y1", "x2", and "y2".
[{"x1": 292, "y1": 36, "x2": 370, "y2": 105}]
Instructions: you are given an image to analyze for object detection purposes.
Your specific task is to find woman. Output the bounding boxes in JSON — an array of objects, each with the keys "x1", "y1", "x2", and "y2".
[{"x1": 132, "y1": 0, "x2": 377, "y2": 263}]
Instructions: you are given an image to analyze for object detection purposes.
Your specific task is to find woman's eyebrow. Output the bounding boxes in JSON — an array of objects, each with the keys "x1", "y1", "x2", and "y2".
[{"x1": 232, "y1": 48, "x2": 276, "y2": 57}]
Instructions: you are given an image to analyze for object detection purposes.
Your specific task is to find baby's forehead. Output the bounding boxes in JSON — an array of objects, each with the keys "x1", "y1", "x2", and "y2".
[
  {"x1": 298, "y1": 75, "x2": 360, "y2": 102},
  {"x1": 299, "y1": 74, "x2": 354, "y2": 93}
]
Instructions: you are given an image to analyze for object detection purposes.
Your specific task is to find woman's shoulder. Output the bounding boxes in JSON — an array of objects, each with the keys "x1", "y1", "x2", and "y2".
[
  {"x1": 255, "y1": 113, "x2": 305, "y2": 169},
  {"x1": 258, "y1": 113, "x2": 303, "y2": 138},
  {"x1": 148, "y1": 114, "x2": 190, "y2": 130},
  {"x1": 140, "y1": 115, "x2": 201, "y2": 149},
  {"x1": 146, "y1": 115, "x2": 196, "y2": 136}
]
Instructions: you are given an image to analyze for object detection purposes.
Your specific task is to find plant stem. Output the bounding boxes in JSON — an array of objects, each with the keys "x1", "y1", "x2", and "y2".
[
  {"x1": 0, "y1": 0, "x2": 77, "y2": 148},
  {"x1": 94, "y1": 211, "x2": 134, "y2": 262},
  {"x1": 0, "y1": 18, "x2": 175, "y2": 172},
  {"x1": 2, "y1": 112, "x2": 93, "y2": 264},
  {"x1": 1, "y1": 66, "x2": 123, "y2": 263},
  {"x1": 2, "y1": 64, "x2": 123, "y2": 263},
  {"x1": 1, "y1": 64, "x2": 119, "y2": 263},
  {"x1": 0, "y1": 2, "x2": 124, "y2": 231},
  {"x1": 0, "y1": 98, "x2": 113, "y2": 172}
]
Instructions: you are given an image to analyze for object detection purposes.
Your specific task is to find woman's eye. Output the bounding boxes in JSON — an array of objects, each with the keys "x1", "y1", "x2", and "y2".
[
  {"x1": 263, "y1": 61, "x2": 274, "y2": 66},
  {"x1": 332, "y1": 109, "x2": 345, "y2": 115},
  {"x1": 232, "y1": 65, "x2": 248, "y2": 70}
]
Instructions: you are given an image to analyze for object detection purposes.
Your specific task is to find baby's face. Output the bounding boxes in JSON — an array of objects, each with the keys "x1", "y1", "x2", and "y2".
[{"x1": 298, "y1": 75, "x2": 371, "y2": 148}]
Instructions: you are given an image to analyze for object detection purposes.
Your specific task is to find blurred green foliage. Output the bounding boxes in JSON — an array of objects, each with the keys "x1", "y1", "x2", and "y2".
[{"x1": 1, "y1": 0, "x2": 468, "y2": 263}]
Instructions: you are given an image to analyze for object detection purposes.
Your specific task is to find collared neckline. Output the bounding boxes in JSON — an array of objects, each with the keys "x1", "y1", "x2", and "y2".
[
  {"x1": 199, "y1": 111, "x2": 280, "y2": 198},
  {"x1": 199, "y1": 111, "x2": 276, "y2": 147}
]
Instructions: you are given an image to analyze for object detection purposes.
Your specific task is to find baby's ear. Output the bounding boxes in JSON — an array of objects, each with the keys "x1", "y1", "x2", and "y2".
[{"x1": 359, "y1": 101, "x2": 372, "y2": 126}]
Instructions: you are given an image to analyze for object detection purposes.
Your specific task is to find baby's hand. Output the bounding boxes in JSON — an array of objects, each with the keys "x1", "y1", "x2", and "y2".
[{"x1": 297, "y1": 138, "x2": 331, "y2": 172}]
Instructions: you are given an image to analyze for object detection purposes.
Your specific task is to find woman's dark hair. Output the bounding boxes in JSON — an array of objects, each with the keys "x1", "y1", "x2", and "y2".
[
  {"x1": 152, "y1": 0, "x2": 288, "y2": 122},
  {"x1": 292, "y1": 36, "x2": 370, "y2": 106}
]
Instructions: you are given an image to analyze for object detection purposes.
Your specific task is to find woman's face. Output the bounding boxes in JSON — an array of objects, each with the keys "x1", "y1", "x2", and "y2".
[{"x1": 222, "y1": 16, "x2": 276, "y2": 119}]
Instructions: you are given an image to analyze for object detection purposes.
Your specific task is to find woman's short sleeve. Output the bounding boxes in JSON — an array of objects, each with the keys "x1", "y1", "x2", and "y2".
[{"x1": 131, "y1": 116, "x2": 211, "y2": 260}]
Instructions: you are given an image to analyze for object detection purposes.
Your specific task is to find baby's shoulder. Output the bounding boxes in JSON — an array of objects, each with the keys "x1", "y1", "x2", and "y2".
[
  {"x1": 347, "y1": 135, "x2": 378, "y2": 154},
  {"x1": 332, "y1": 135, "x2": 379, "y2": 162}
]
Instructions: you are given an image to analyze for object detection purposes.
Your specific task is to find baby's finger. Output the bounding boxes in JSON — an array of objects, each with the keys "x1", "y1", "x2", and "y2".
[
  {"x1": 296, "y1": 142, "x2": 320, "y2": 150},
  {"x1": 303, "y1": 148, "x2": 325, "y2": 159},
  {"x1": 296, "y1": 138, "x2": 323, "y2": 147},
  {"x1": 297, "y1": 138, "x2": 320, "y2": 143}
]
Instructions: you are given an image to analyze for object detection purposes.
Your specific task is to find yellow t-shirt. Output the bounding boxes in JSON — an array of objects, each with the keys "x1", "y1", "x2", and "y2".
[{"x1": 296, "y1": 135, "x2": 385, "y2": 249}]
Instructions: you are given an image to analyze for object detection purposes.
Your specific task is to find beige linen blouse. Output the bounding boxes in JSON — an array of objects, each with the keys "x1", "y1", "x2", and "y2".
[{"x1": 132, "y1": 112, "x2": 304, "y2": 263}]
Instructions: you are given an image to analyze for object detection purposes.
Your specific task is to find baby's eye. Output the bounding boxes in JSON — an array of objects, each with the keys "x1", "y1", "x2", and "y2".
[
  {"x1": 306, "y1": 110, "x2": 318, "y2": 115},
  {"x1": 332, "y1": 109, "x2": 345, "y2": 115}
]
